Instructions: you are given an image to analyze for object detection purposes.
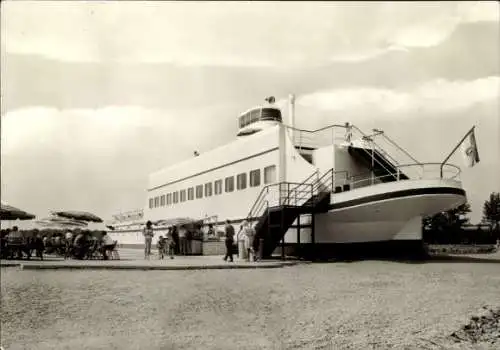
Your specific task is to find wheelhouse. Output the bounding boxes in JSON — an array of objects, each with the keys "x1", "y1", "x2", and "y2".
[{"x1": 238, "y1": 107, "x2": 282, "y2": 129}]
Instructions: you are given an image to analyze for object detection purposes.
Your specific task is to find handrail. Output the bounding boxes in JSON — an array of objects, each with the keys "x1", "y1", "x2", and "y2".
[
  {"x1": 379, "y1": 133, "x2": 421, "y2": 165},
  {"x1": 247, "y1": 185, "x2": 271, "y2": 218},
  {"x1": 334, "y1": 162, "x2": 461, "y2": 190},
  {"x1": 397, "y1": 162, "x2": 461, "y2": 180},
  {"x1": 350, "y1": 143, "x2": 400, "y2": 182},
  {"x1": 283, "y1": 122, "x2": 420, "y2": 167},
  {"x1": 349, "y1": 125, "x2": 402, "y2": 168},
  {"x1": 285, "y1": 170, "x2": 319, "y2": 203},
  {"x1": 283, "y1": 123, "x2": 347, "y2": 134},
  {"x1": 313, "y1": 168, "x2": 334, "y2": 191},
  {"x1": 247, "y1": 180, "x2": 317, "y2": 220}
]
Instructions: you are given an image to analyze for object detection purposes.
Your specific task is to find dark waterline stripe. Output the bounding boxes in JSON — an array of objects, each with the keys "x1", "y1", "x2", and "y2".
[{"x1": 328, "y1": 187, "x2": 466, "y2": 211}]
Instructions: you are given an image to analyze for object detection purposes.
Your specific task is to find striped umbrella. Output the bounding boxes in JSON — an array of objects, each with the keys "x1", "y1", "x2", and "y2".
[
  {"x1": 52, "y1": 210, "x2": 103, "y2": 223},
  {"x1": 153, "y1": 217, "x2": 201, "y2": 227},
  {"x1": 0, "y1": 202, "x2": 36, "y2": 221},
  {"x1": 36, "y1": 216, "x2": 88, "y2": 228}
]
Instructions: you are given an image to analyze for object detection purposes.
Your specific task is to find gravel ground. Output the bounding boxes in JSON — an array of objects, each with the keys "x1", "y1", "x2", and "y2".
[{"x1": 2, "y1": 253, "x2": 500, "y2": 350}]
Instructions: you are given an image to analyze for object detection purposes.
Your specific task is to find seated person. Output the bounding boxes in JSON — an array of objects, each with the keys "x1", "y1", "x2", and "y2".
[
  {"x1": 157, "y1": 236, "x2": 166, "y2": 260},
  {"x1": 73, "y1": 232, "x2": 87, "y2": 259},
  {"x1": 64, "y1": 230, "x2": 74, "y2": 259},
  {"x1": 99, "y1": 231, "x2": 115, "y2": 260},
  {"x1": 7, "y1": 226, "x2": 24, "y2": 259},
  {"x1": 207, "y1": 224, "x2": 216, "y2": 240},
  {"x1": 32, "y1": 231, "x2": 44, "y2": 260}
]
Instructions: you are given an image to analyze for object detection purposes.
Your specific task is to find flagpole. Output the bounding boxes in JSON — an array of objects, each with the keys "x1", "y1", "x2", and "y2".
[{"x1": 440, "y1": 126, "x2": 476, "y2": 178}]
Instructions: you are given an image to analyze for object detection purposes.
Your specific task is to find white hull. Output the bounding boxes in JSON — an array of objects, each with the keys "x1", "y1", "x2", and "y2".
[{"x1": 282, "y1": 178, "x2": 466, "y2": 244}]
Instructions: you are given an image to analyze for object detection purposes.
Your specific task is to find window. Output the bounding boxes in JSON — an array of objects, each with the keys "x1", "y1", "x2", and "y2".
[
  {"x1": 160, "y1": 195, "x2": 166, "y2": 206},
  {"x1": 214, "y1": 179, "x2": 222, "y2": 195},
  {"x1": 173, "y1": 191, "x2": 179, "y2": 204},
  {"x1": 264, "y1": 165, "x2": 276, "y2": 184},
  {"x1": 225, "y1": 176, "x2": 234, "y2": 192},
  {"x1": 149, "y1": 198, "x2": 154, "y2": 209},
  {"x1": 188, "y1": 187, "x2": 194, "y2": 200},
  {"x1": 154, "y1": 196, "x2": 159, "y2": 208},
  {"x1": 237, "y1": 173, "x2": 247, "y2": 190},
  {"x1": 250, "y1": 169, "x2": 261, "y2": 187},
  {"x1": 261, "y1": 108, "x2": 282, "y2": 122},
  {"x1": 180, "y1": 189, "x2": 186, "y2": 202},
  {"x1": 250, "y1": 109, "x2": 260, "y2": 123},
  {"x1": 167, "y1": 193, "x2": 172, "y2": 205},
  {"x1": 205, "y1": 182, "x2": 213, "y2": 197},
  {"x1": 196, "y1": 185, "x2": 203, "y2": 199}
]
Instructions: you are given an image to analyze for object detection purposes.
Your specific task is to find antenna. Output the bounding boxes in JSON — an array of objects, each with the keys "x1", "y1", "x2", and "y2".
[{"x1": 289, "y1": 94, "x2": 296, "y2": 143}]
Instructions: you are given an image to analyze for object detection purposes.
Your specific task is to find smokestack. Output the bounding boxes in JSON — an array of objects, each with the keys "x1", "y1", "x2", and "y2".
[{"x1": 289, "y1": 94, "x2": 296, "y2": 143}]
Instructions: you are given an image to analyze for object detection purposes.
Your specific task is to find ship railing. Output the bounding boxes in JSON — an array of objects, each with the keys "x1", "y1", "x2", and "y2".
[
  {"x1": 333, "y1": 163, "x2": 461, "y2": 190},
  {"x1": 246, "y1": 179, "x2": 317, "y2": 224},
  {"x1": 283, "y1": 170, "x2": 319, "y2": 205},
  {"x1": 284, "y1": 123, "x2": 425, "y2": 180},
  {"x1": 284, "y1": 124, "x2": 349, "y2": 151},
  {"x1": 348, "y1": 125, "x2": 424, "y2": 180}
]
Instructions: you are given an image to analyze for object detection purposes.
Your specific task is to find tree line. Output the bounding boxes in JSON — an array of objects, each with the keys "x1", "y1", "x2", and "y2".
[{"x1": 423, "y1": 192, "x2": 500, "y2": 245}]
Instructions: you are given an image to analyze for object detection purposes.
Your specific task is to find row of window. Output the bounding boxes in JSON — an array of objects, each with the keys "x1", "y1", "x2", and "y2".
[{"x1": 149, "y1": 165, "x2": 276, "y2": 209}]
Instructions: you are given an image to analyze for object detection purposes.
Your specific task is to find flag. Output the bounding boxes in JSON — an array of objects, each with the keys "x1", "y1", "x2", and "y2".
[{"x1": 461, "y1": 128, "x2": 480, "y2": 167}]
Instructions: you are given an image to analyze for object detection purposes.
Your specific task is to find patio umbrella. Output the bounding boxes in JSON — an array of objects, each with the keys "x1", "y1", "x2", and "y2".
[
  {"x1": 154, "y1": 217, "x2": 202, "y2": 227},
  {"x1": 0, "y1": 203, "x2": 36, "y2": 221},
  {"x1": 52, "y1": 210, "x2": 103, "y2": 223},
  {"x1": 36, "y1": 216, "x2": 89, "y2": 228}
]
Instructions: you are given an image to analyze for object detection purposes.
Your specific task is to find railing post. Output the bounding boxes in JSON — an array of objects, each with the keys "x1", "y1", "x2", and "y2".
[
  {"x1": 371, "y1": 142, "x2": 375, "y2": 185},
  {"x1": 397, "y1": 168, "x2": 400, "y2": 181},
  {"x1": 331, "y1": 170, "x2": 334, "y2": 192},
  {"x1": 297, "y1": 213, "x2": 301, "y2": 247}
]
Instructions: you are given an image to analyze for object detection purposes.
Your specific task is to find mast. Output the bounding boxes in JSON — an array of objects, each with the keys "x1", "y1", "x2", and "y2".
[{"x1": 288, "y1": 94, "x2": 296, "y2": 144}]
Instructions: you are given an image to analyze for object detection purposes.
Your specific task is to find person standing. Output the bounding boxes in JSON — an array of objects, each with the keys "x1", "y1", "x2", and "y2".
[
  {"x1": 143, "y1": 220, "x2": 154, "y2": 259},
  {"x1": 178, "y1": 225, "x2": 187, "y2": 255},
  {"x1": 157, "y1": 236, "x2": 166, "y2": 260},
  {"x1": 64, "y1": 230, "x2": 73, "y2": 259},
  {"x1": 207, "y1": 224, "x2": 215, "y2": 240},
  {"x1": 170, "y1": 225, "x2": 179, "y2": 254},
  {"x1": 166, "y1": 227, "x2": 175, "y2": 259},
  {"x1": 100, "y1": 231, "x2": 116, "y2": 260},
  {"x1": 223, "y1": 219, "x2": 235, "y2": 262},
  {"x1": 242, "y1": 221, "x2": 256, "y2": 262}
]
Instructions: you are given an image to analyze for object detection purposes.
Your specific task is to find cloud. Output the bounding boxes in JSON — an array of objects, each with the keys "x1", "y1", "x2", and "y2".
[
  {"x1": 2, "y1": 2, "x2": 497, "y2": 65},
  {"x1": 0, "y1": 106, "x2": 216, "y2": 157},
  {"x1": 0, "y1": 104, "x2": 238, "y2": 218},
  {"x1": 297, "y1": 76, "x2": 500, "y2": 116}
]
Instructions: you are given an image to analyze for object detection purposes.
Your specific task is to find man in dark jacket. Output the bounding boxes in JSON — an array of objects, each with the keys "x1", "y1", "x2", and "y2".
[{"x1": 223, "y1": 220, "x2": 235, "y2": 262}]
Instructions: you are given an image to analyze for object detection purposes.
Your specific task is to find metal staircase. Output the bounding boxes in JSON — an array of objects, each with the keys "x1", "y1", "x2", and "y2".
[
  {"x1": 347, "y1": 146, "x2": 409, "y2": 182},
  {"x1": 347, "y1": 126, "x2": 423, "y2": 181},
  {"x1": 246, "y1": 169, "x2": 334, "y2": 259}
]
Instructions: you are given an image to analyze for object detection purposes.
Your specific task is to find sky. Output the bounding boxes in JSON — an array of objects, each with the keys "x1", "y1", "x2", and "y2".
[{"x1": 1, "y1": 1, "x2": 499, "y2": 224}]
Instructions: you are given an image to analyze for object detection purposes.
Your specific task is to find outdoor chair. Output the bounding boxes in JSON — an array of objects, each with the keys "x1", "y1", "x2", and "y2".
[{"x1": 101, "y1": 241, "x2": 120, "y2": 260}]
